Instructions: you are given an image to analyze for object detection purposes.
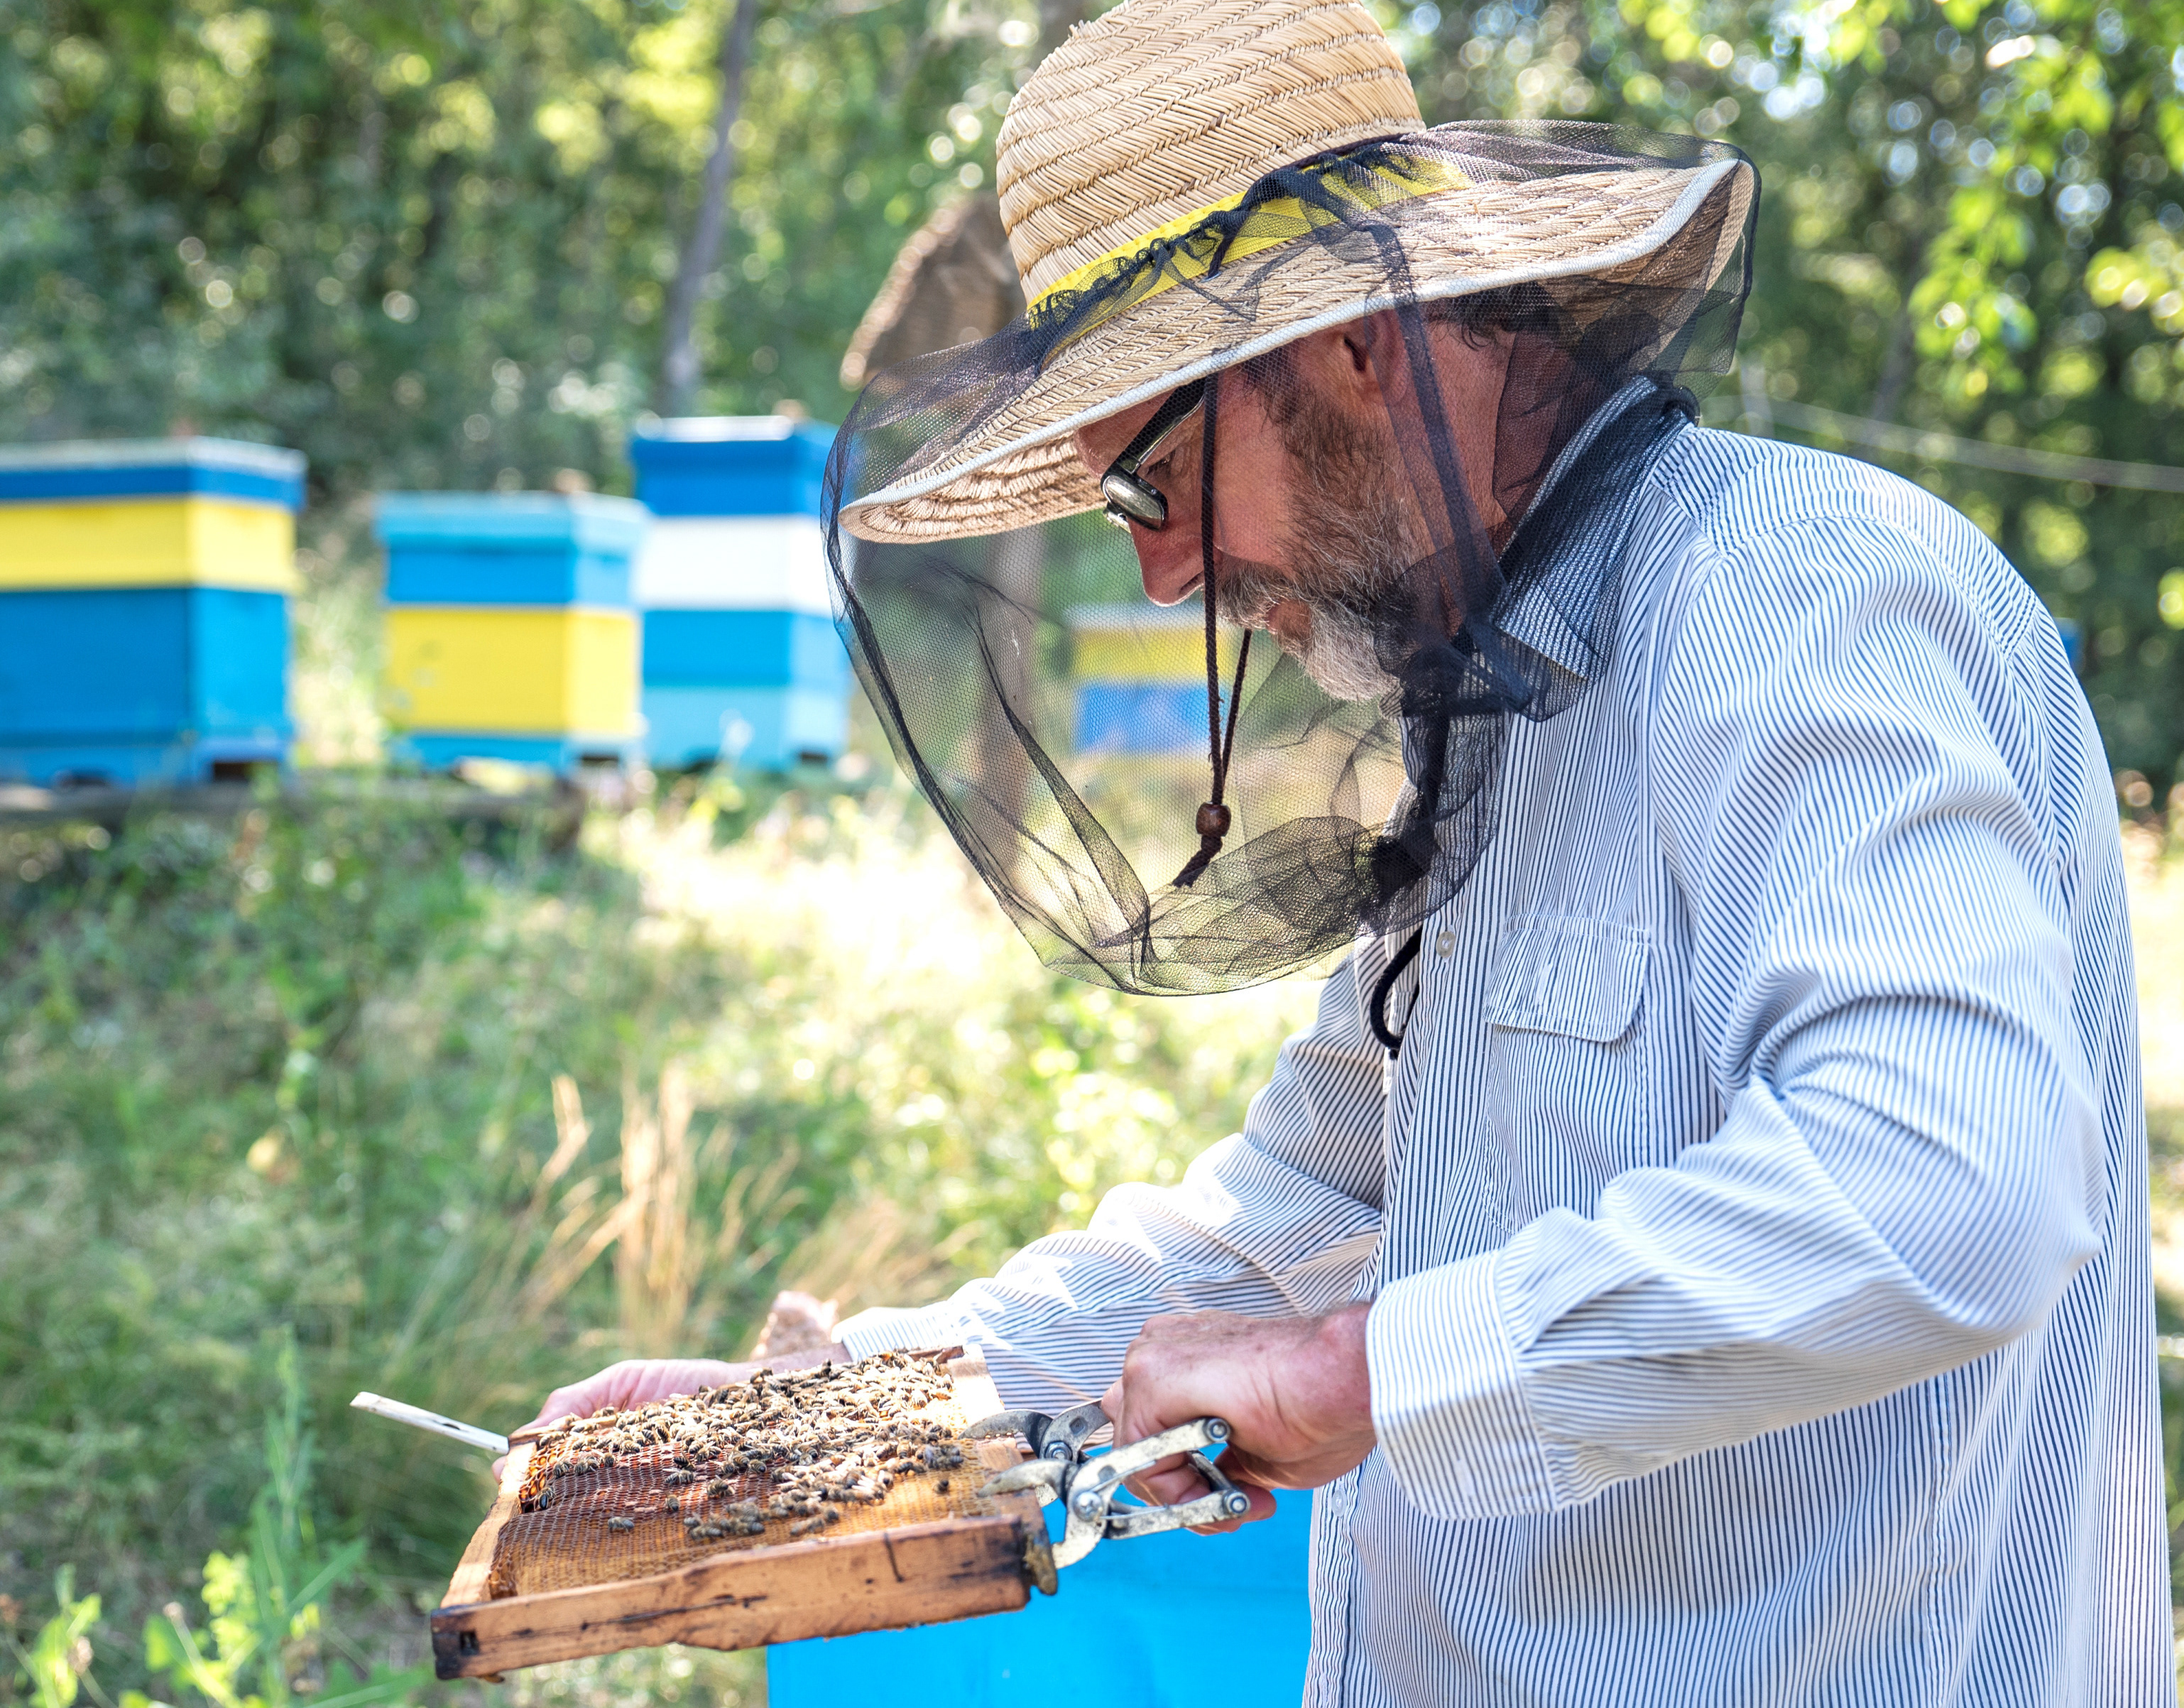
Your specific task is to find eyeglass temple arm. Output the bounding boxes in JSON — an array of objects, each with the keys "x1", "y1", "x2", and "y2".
[{"x1": 1108, "y1": 377, "x2": 1208, "y2": 479}]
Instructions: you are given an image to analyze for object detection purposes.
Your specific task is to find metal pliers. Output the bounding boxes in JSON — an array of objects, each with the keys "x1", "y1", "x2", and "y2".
[{"x1": 966, "y1": 1400, "x2": 1252, "y2": 1567}]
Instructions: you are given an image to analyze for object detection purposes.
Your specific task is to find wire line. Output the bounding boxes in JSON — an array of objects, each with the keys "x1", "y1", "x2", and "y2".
[{"x1": 1746, "y1": 398, "x2": 2184, "y2": 494}]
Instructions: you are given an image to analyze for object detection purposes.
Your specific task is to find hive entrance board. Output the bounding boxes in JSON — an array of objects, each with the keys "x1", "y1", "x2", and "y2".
[{"x1": 431, "y1": 1350, "x2": 1051, "y2": 1677}]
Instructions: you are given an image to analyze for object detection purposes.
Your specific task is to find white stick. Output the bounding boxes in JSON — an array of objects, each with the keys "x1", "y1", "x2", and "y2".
[{"x1": 350, "y1": 1391, "x2": 510, "y2": 1455}]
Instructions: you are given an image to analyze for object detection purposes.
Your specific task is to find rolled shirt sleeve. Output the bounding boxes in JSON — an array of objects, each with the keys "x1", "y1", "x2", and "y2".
[{"x1": 1367, "y1": 511, "x2": 2101, "y2": 1520}]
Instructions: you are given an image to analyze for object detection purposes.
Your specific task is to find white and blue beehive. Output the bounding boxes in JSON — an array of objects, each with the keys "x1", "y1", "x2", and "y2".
[
  {"x1": 373, "y1": 494, "x2": 648, "y2": 774},
  {"x1": 627, "y1": 417, "x2": 849, "y2": 771},
  {"x1": 0, "y1": 437, "x2": 304, "y2": 787}
]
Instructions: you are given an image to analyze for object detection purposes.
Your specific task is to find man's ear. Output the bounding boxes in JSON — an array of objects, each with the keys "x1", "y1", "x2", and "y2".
[{"x1": 1332, "y1": 311, "x2": 1404, "y2": 406}]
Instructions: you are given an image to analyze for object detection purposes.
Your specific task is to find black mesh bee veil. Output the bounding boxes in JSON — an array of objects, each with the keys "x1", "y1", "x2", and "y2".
[{"x1": 826, "y1": 123, "x2": 1756, "y2": 995}]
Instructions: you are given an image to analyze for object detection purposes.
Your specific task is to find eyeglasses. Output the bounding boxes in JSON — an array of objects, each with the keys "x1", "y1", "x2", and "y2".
[{"x1": 1101, "y1": 378, "x2": 1208, "y2": 531}]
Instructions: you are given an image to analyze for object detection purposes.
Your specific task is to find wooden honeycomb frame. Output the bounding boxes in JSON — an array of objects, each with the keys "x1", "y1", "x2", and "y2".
[{"x1": 430, "y1": 1351, "x2": 1049, "y2": 1677}]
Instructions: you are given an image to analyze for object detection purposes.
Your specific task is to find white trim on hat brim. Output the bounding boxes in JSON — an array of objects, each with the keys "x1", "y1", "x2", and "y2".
[{"x1": 842, "y1": 156, "x2": 1747, "y2": 533}]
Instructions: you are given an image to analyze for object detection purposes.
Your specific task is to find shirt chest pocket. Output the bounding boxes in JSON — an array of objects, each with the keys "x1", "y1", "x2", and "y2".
[
  {"x1": 1482, "y1": 914, "x2": 1658, "y2": 1224},
  {"x1": 1488, "y1": 914, "x2": 1649, "y2": 1042}
]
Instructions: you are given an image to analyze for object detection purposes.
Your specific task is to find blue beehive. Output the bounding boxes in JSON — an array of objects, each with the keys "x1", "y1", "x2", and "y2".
[
  {"x1": 628, "y1": 416, "x2": 849, "y2": 771},
  {"x1": 373, "y1": 494, "x2": 649, "y2": 774},
  {"x1": 1069, "y1": 603, "x2": 1240, "y2": 756},
  {"x1": 768, "y1": 1494, "x2": 1311, "y2": 1707},
  {"x1": 0, "y1": 437, "x2": 305, "y2": 786}
]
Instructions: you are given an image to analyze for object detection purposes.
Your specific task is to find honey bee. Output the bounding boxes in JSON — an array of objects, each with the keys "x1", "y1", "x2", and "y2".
[
  {"x1": 537, "y1": 1350, "x2": 965, "y2": 1539},
  {"x1": 608, "y1": 1516, "x2": 635, "y2": 1531}
]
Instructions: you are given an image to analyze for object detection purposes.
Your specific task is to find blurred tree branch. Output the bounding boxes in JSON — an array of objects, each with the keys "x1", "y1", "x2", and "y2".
[{"x1": 660, "y1": 0, "x2": 763, "y2": 417}]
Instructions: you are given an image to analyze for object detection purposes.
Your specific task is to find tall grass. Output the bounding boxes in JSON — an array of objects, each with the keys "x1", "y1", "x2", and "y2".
[{"x1": 0, "y1": 777, "x2": 1317, "y2": 1699}]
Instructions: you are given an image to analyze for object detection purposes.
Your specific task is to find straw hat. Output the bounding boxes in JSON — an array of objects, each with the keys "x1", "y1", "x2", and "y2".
[{"x1": 841, "y1": 0, "x2": 1754, "y2": 543}]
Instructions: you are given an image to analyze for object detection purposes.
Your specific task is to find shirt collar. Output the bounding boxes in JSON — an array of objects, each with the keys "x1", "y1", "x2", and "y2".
[{"x1": 1492, "y1": 378, "x2": 1665, "y2": 682}]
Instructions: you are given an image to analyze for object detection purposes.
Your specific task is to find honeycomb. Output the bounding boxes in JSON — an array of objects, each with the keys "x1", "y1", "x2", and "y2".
[{"x1": 486, "y1": 1352, "x2": 1003, "y2": 1597}]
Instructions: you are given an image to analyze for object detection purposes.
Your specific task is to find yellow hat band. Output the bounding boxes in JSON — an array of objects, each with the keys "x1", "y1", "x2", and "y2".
[{"x1": 1026, "y1": 151, "x2": 1469, "y2": 328}]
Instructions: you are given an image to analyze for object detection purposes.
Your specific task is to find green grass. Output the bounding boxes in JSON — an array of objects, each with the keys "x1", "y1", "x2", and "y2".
[{"x1": 0, "y1": 773, "x2": 1318, "y2": 1705}]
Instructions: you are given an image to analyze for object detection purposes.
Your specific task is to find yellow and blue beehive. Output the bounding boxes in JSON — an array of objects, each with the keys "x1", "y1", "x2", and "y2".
[
  {"x1": 1068, "y1": 603, "x2": 1240, "y2": 756},
  {"x1": 373, "y1": 493, "x2": 648, "y2": 773},
  {"x1": 0, "y1": 437, "x2": 304, "y2": 786},
  {"x1": 628, "y1": 417, "x2": 848, "y2": 771}
]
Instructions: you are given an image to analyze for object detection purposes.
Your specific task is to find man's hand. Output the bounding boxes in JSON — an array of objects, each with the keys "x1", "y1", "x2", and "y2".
[
  {"x1": 493, "y1": 1344, "x2": 849, "y2": 1477},
  {"x1": 1098, "y1": 1305, "x2": 1375, "y2": 1531}
]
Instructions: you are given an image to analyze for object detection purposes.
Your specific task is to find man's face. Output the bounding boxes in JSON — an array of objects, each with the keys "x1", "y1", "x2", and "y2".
[{"x1": 1071, "y1": 317, "x2": 1512, "y2": 702}]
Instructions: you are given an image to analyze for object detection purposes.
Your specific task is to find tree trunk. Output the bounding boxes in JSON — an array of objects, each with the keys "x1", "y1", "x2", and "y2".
[
  {"x1": 1037, "y1": 0, "x2": 1081, "y2": 53},
  {"x1": 657, "y1": 0, "x2": 760, "y2": 417},
  {"x1": 938, "y1": 1, "x2": 1084, "y2": 843},
  {"x1": 1867, "y1": 227, "x2": 1932, "y2": 425},
  {"x1": 1866, "y1": 305, "x2": 1918, "y2": 425},
  {"x1": 972, "y1": 526, "x2": 1044, "y2": 839}
]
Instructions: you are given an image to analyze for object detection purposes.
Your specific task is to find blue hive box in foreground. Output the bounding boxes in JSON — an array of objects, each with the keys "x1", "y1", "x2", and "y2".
[
  {"x1": 768, "y1": 1492, "x2": 1311, "y2": 1708},
  {"x1": 0, "y1": 437, "x2": 305, "y2": 787},
  {"x1": 628, "y1": 416, "x2": 848, "y2": 771},
  {"x1": 373, "y1": 493, "x2": 648, "y2": 774}
]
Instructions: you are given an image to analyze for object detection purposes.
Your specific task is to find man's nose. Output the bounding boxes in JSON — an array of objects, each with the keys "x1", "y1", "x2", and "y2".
[{"x1": 1133, "y1": 528, "x2": 1202, "y2": 607}]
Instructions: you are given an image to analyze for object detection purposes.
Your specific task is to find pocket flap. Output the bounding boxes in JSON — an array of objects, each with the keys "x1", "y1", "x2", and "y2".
[{"x1": 1487, "y1": 915, "x2": 1649, "y2": 1043}]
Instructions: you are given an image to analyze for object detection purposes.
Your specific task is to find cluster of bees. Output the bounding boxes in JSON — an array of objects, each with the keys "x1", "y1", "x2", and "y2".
[{"x1": 525, "y1": 1353, "x2": 971, "y2": 1545}]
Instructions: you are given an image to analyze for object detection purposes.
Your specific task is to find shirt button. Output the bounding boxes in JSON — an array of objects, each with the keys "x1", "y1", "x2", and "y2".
[{"x1": 1435, "y1": 930, "x2": 1456, "y2": 957}]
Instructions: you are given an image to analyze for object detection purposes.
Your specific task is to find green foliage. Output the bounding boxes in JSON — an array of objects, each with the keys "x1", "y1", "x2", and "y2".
[
  {"x1": 1393, "y1": 0, "x2": 2183, "y2": 783},
  {"x1": 0, "y1": 0, "x2": 1033, "y2": 499},
  {"x1": 0, "y1": 785, "x2": 701, "y2": 1645},
  {"x1": 140, "y1": 1338, "x2": 422, "y2": 1708},
  {"x1": 0, "y1": 780, "x2": 1316, "y2": 1667},
  {"x1": 4, "y1": 1570, "x2": 102, "y2": 1708},
  {"x1": 0, "y1": 1351, "x2": 424, "y2": 1708},
  {"x1": 496, "y1": 1647, "x2": 759, "y2": 1708}
]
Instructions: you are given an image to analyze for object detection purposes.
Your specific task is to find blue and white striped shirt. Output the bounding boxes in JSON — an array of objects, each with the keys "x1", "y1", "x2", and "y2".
[{"x1": 841, "y1": 422, "x2": 2170, "y2": 1705}]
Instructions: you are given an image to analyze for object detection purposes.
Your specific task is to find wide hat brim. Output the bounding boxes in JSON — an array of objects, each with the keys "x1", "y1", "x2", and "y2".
[{"x1": 841, "y1": 137, "x2": 1754, "y2": 545}]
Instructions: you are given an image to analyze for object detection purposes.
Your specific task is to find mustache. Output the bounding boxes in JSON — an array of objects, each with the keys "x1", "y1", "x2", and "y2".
[
  {"x1": 1207, "y1": 553, "x2": 1293, "y2": 629},
  {"x1": 1208, "y1": 549, "x2": 1416, "y2": 639}
]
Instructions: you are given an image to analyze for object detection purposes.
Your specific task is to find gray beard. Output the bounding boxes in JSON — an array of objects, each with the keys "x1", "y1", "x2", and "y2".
[
  {"x1": 1279, "y1": 589, "x2": 1405, "y2": 704},
  {"x1": 1214, "y1": 477, "x2": 1417, "y2": 703}
]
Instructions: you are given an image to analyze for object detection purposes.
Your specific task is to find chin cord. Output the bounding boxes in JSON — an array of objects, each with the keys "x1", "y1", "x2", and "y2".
[
  {"x1": 1174, "y1": 370, "x2": 1252, "y2": 890},
  {"x1": 1367, "y1": 928, "x2": 1424, "y2": 1055}
]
